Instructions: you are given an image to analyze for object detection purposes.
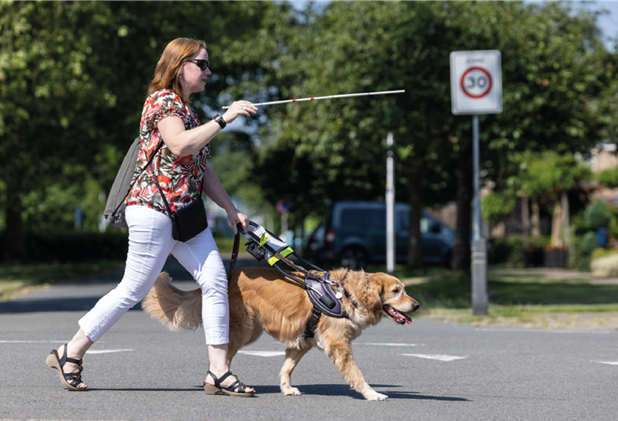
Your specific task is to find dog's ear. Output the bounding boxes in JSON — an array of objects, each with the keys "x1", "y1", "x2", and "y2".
[{"x1": 354, "y1": 272, "x2": 384, "y2": 313}]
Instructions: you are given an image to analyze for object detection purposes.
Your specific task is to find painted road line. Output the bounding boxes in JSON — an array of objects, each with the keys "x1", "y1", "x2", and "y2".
[
  {"x1": 592, "y1": 360, "x2": 618, "y2": 366},
  {"x1": 0, "y1": 340, "x2": 107, "y2": 343},
  {"x1": 478, "y1": 327, "x2": 611, "y2": 335},
  {"x1": 361, "y1": 343, "x2": 423, "y2": 347},
  {"x1": 403, "y1": 354, "x2": 468, "y2": 362},
  {"x1": 238, "y1": 350, "x2": 286, "y2": 357},
  {"x1": 0, "y1": 340, "x2": 68, "y2": 343},
  {"x1": 86, "y1": 349, "x2": 134, "y2": 354}
]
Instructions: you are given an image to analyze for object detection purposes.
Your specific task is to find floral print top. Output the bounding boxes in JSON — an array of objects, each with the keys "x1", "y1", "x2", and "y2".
[{"x1": 126, "y1": 89, "x2": 210, "y2": 215}]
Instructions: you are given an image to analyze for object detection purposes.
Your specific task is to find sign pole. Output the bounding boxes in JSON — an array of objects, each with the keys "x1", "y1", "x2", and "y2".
[
  {"x1": 451, "y1": 50, "x2": 501, "y2": 317},
  {"x1": 471, "y1": 114, "x2": 488, "y2": 315},
  {"x1": 472, "y1": 114, "x2": 481, "y2": 241},
  {"x1": 386, "y1": 133, "x2": 395, "y2": 274}
]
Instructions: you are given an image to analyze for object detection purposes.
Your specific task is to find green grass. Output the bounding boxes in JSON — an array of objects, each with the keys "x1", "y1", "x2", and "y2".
[
  {"x1": 0, "y1": 236, "x2": 241, "y2": 302},
  {"x1": 0, "y1": 260, "x2": 124, "y2": 301},
  {"x1": 403, "y1": 270, "x2": 618, "y2": 309},
  {"x1": 381, "y1": 265, "x2": 618, "y2": 329},
  {"x1": 3, "y1": 256, "x2": 618, "y2": 329}
]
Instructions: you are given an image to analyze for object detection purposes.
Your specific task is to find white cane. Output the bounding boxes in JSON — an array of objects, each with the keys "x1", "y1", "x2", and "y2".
[{"x1": 222, "y1": 89, "x2": 405, "y2": 109}]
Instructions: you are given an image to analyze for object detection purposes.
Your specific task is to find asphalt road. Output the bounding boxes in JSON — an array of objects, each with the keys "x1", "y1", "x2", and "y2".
[{"x1": 1, "y1": 257, "x2": 617, "y2": 421}]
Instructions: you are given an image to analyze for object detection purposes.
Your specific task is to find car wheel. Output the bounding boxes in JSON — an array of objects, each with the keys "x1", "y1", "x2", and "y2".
[{"x1": 340, "y1": 246, "x2": 368, "y2": 270}]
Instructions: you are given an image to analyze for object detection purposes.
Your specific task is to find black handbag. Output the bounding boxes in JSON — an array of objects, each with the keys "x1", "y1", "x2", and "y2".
[
  {"x1": 149, "y1": 162, "x2": 208, "y2": 242},
  {"x1": 169, "y1": 196, "x2": 208, "y2": 242}
]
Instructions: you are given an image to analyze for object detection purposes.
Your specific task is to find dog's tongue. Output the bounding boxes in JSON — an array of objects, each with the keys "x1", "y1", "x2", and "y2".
[
  {"x1": 399, "y1": 313, "x2": 412, "y2": 324},
  {"x1": 385, "y1": 305, "x2": 412, "y2": 324}
]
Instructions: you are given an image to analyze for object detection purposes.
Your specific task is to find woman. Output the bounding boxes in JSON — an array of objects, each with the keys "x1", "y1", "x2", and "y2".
[{"x1": 46, "y1": 38, "x2": 258, "y2": 397}]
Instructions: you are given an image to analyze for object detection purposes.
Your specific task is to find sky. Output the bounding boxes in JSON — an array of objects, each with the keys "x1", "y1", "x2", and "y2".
[
  {"x1": 301, "y1": 1, "x2": 618, "y2": 50},
  {"x1": 524, "y1": 1, "x2": 617, "y2": 49},
  {"x1": 596, "y1": 1, "x2": 618, "y2": 49}
]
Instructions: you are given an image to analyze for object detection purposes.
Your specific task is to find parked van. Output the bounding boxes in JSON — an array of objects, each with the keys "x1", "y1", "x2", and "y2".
[{"x1": 303, "y1": 201, "x2": 454, "y2": 269}]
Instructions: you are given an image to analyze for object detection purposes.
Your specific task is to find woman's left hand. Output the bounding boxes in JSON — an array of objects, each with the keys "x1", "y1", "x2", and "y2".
[{"x1": 227, "y1": 208, "x2": 249, "y2": 235}]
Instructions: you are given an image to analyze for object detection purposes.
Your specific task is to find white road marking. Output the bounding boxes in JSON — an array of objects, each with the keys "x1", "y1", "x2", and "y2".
[
  {"x1": 0, "y1": 340, "x2": 67, "y2": 343},
  {"x1": 0, "y1": 340, "x2": 106, "y2": 344},
  {"x1": 403, "y1": 353, "x2": 468, "y2": 362},
  {"x1": 593, "y1": 360, "x2": 618, "y2": 366},
  {"x1": 86, "y1": 349, "x2": 134, "y2": 354},
  {"x1": 361, "y1": 342, "x2": 422, "y2": 347},
  {"x1": 478, "y1": 327, "x2": 611, "y2": 335},
  {"x1": 238, "y1": 350, "x2": 286, "y2": 357}
]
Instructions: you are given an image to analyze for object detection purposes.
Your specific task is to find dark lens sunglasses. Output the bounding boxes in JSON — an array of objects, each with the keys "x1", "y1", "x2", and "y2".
[{"x1": 186, "y1": 59, "x2": 210, "y2": 71}]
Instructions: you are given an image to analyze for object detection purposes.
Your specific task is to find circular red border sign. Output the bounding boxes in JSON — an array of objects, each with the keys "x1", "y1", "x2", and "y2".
[{"x1": 460, "y1": 66, "x2": 492, "y2": 99}]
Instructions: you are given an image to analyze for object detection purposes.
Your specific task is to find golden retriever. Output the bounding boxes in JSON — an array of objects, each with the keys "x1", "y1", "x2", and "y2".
[{"x1": 142, "y1": 267, "x2": 419, "y2": 401}]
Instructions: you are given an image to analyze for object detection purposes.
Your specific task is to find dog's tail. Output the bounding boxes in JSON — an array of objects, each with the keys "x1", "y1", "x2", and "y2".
[{"x1": 142, "y1": 272, "x2": 203, "y2": 331}]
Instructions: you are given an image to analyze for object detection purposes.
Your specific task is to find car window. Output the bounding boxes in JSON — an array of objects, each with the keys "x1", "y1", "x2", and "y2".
[
  {"x1": 399, "y1": 211, "x2": 409, "y2": 230},
  {"x1": 420, "y1": 217, "x2": 428, "y2": 233},
  {"x1": 340, "y1": 209, "x2": 364, "y2": 228},
  {"x1": 366, "y1": 209, "x2": 386, "y2": 229}
]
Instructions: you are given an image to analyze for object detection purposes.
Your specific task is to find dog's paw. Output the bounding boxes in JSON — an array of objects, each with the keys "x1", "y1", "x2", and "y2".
[
  {"x1": 364, "y1": 390, "x2": 388, "y2": 401},
  {"x1": 282, "y1": 387, "x2": 302, "y2": 396}
]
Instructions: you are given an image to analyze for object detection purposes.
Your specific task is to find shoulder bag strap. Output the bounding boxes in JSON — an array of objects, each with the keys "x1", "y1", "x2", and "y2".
[
  {"x1": 149, "y1": 160, "x2": 175, "y2": 217},
  {"x1": 148, "y1": 152, "x2": 205, "y2": 217}
]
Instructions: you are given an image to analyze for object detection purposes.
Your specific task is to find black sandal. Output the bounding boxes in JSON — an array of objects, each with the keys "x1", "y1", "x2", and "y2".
[
  {"x1": 45, "y1": 343, "x2": 87, "y2": 391},
  {"x1": 203, "y1": 370, "x2": 255, "y2": 397}
]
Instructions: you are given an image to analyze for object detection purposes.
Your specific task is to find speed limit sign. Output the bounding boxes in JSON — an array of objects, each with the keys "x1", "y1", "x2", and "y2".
[{"x1": 450, "y1": 50, "x2": 502, "y2": 115}]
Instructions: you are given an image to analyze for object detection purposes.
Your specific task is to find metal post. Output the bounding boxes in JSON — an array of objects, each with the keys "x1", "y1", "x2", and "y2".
[
  {"x1": 472, "y1": 115, "x2": 481, "y2": 241},
  {"x1": 386, "y1": 133, "x2": 395, "y2": 274},
  {"x1": 471, "y1": 115, "x2": 488, "y2": 315}
]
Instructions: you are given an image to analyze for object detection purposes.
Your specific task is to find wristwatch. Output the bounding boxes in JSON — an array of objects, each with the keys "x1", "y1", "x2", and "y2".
[{"x1": 213, "y1": 114, "x2": 227, "y2": 129}]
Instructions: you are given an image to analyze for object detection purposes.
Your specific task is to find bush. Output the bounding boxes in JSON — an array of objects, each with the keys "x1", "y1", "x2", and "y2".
[
  {"x1": 574, "y1": 231, "x2": 598, "y2": 272},
  {"x1": 571, "y1": 211, "x2": 587, "y2": 235},
  {"x1": 585, "y1": 199, "x2": 611, "y2": 229},
  {"x1": 596, "y1": 168, "x2": 618, "y2": 187},
  {"x1": 489, "y1": 236, "x2": 525, "y2": 267}
]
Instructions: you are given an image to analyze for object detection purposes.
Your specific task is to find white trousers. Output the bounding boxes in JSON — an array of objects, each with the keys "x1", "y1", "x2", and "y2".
[{"x1": 79, "y1": 205, "x2": 229, "y2": 344}]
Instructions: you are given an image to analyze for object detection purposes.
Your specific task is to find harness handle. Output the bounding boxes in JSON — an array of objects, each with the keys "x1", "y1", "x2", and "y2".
[{"x1": 234, "y1": 221, "x2": 337, "y2": 301}]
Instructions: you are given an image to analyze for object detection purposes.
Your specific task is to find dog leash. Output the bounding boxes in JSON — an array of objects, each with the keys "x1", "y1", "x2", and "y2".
[{"x1": 228, "y1": 232, "x2": 240, "y2": 282}]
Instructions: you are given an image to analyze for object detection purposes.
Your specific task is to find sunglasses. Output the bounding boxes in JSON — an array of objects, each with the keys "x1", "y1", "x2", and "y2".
[{"x1": 186, "y1": 59, "x2": 210, "y2": 71}]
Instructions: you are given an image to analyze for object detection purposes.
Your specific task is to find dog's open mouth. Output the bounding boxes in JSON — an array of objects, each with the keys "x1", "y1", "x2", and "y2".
[{"x1": 383, "y1": 304, "x2": 412, "y2": 324}]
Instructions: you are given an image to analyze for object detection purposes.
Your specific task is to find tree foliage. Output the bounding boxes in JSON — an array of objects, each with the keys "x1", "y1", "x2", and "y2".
[
  {"x1": 1, "y1": 1, "x2": 616, "y2": 266},
  {"x1": 596, "y1": 167, "x2": 618, "y2": 187},
  {"x1": 0, "y1": 1, "x2": 285, "y2": 258},
  {"x1": 242, "y1": 1, "x2": 613, "y2": 268}
]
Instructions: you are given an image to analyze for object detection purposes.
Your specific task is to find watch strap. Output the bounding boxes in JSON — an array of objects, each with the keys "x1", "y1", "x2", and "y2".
[{"x1": 213, "y1": 114, "x2": 227, "y2": 129}]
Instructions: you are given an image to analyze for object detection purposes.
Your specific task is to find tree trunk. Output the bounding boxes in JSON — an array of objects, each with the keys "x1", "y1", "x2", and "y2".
[
  {"x1": 531, "y1": 200, "x2": 541, "y2": 245},
  {"x1": 550, "y1": 200, "x2": 563, "y2": 248},
  {"x1": 407, "y1": 175, "x2": 423, "y2": 269},
  {"x1": 452, "y1": 145, "x2": 472, "y2": 271},
  {"x1": 3, "y1": 187, "x2": 26, "y2": 261},
  {"x1": 521, "y1": 195, "x2": 530, "y2": 248}
]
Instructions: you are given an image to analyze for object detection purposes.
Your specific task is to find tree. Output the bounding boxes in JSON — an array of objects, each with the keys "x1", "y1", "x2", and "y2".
[
  {"x1": 242, "y1": 1, "x2": 612, "y2": 270},
  {"x1": 483, "y1": 151, "x2": 591, "y2": 248},
  {"x1": 0, "y1": 2, "x2": 115, "y2": 258},
  {"x1": 0, "y1": 1, "x2": 287, "y2": 259}
]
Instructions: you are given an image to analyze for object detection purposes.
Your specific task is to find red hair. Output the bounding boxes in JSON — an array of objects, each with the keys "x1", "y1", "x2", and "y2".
[{"x1": 148, "y1": 38, "x2": 207, "y2": 103}]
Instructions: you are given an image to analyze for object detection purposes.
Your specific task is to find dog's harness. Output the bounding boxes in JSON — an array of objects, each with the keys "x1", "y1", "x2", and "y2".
[{"x1": 229, "y1": 221, "x2": 348, "y2": 338}]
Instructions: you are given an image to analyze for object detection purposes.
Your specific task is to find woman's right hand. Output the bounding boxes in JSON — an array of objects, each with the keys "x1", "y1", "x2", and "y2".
[{"x1": 222, "y1": 101, "x2": 258, "y2": 124}]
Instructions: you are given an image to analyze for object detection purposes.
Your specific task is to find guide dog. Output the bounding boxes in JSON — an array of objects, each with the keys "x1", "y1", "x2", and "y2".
[{"x1": 142, "y1": 267, "x2": 419, "y2": 400}]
